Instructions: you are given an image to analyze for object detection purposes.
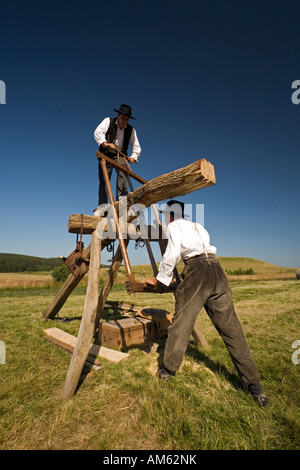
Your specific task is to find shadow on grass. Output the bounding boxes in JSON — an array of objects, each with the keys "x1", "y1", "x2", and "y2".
[
  {"x1": 74, "y1": 304, "x2": 241, "y2": 395},
  {"x1": 185, "y1": 342, "x2": 241, "y2": 389},
  {"x1": 74, "y1": 337, "x2": 241, "y2": 396},
  {"x1": 121, "y1": 336, "x2": 240, "y2": 391}
]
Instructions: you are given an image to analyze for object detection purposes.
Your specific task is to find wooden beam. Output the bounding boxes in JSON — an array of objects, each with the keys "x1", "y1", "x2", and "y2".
[
  {"x1": 42, "y1": 268, "x2": 86, "y2": 320},
  {"x1": 97, "y1": 151, "x2": 147, "y2": 184},
  {"x1": 68, "y1": 217, "x2": 158, "y2": 237},
  {"x1": 126, "y1": 281, "x2": 177, "y2": 294},
  {"x1": 62, "y1": 231, "x2": 102, "y2": 399},
  {"x1": 44, "y1": 327, "x2": 129, "y2": 363}
]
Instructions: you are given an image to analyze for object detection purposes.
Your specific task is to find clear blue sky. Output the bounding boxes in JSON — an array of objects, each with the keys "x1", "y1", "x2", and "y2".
[{"x1": 1, "y1": 0, "x2": 299, "y2": 268}]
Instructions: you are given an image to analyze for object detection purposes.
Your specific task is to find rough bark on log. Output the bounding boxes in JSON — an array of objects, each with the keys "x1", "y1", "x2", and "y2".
[
  {"x1": 68, "y1": 218, "x2": 157, "y2": 236},
  {"x1": 68, "y1": 158, "x2": 215, "y2": 234},
  {"x1": 127, "y1": 158, "x2": 215, "y2": 208}
]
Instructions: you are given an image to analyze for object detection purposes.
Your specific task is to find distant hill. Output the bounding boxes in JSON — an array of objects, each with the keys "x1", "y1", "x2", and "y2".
[
  {"x1": 0, "y1": 252, "x2": 297, "y2": 278},
  {"x1": 130, "y1": 257, "x2": 296, "y2": 281},
  {"x1": 0, "y1": 253, "x2": 62, "y2": 272}
]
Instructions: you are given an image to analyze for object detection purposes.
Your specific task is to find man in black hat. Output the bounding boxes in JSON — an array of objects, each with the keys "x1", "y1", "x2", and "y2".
[
  {"x1": 94, "y1": 104, "x2": 141, "y2": 207},
  {"x1": 145, "y1": 200, "x2": 268, "y2": 407}
]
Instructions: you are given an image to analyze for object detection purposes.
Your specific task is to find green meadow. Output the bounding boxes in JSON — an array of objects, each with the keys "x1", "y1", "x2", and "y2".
[{"x1": 0, "y1": 258, "x2": 299, "y2": 450}]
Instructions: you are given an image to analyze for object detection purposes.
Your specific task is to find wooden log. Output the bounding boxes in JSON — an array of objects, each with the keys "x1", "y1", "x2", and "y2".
[
  {"x1": 126, "y1": 281, "x2": 177, "y2": 293},
  {"x1": 128, "y1": 158, "x2": 215, "y2": 208},
  {"x1": 44, "y1": 327, "x2": 102, "y2": 366},
  {"x1": 68, "y1": 158, "x2": 215, "y2": 234},
  {"x1": 62, "y1": 231, "x2": 102, "y2": 399},
  {"x1": 68, "y1": 217, "x2": 157, "y2": 237},
  {"x1": 43, "y1": 269, "x2": 86, "y2": 321},
  {"x1": 44, "y1": 327, "x2": 129, "y2": 363}
]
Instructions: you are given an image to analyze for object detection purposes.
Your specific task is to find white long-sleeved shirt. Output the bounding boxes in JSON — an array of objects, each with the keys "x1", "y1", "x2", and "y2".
[
  {"x1": 94, "y1": 117, "x2": 141, "y2": 161},
  {"x1": 156, "y1": 219, "x2": 217, "y2": 286}
]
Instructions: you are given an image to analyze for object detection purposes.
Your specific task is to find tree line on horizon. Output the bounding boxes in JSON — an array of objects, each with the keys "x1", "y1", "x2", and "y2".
[{"x1": 0, "y1": 253, "x2": 62, "y2": 272}]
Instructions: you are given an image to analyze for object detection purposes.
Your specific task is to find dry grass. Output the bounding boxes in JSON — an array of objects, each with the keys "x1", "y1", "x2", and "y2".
[
  {"x1": 0, "y1": 272, "x2": 53, "y2": 288},
  {"x1": 0, "y1": 257, "x2": 296, "y2": 290}
]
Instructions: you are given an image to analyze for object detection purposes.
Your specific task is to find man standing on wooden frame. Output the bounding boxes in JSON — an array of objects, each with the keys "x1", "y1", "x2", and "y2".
[
  {"x1": 145, "y1": 200, "x2": 268, "y2": 407},
  {"x1": 94, "y1": 104, "x2": 141, "y2": 207}
]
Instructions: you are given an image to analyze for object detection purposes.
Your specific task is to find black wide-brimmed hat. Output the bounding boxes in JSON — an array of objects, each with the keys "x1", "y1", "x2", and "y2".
[
  {"x1": 159, "y1": 200, "x2": 189, "y2": 218},
  {"x1": 114, "y1": 104, "x2": 136, "y2": 119}
]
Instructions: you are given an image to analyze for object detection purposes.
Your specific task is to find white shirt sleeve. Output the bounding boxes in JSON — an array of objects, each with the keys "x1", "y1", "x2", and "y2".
[
  {"x1": 94, "y1": 117, "x2": 110, "y2": 146},
  {"x1": 129, "y1": 128, "x2": 141, "y2": 161},
  {"x1": 156, "y1": 222, "x2": 182, "y2": 286}
]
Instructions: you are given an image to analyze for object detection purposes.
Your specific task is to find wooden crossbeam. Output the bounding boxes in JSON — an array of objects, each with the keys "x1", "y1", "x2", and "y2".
[
  {"x1": 68, "y1": 218, "x2": 158, "y2": 237},
  {"x1": 96, "y1": 151, "x2": 147, "y2": 184},
  {"x1": 44, "y1": 327, "x2": 129, "y2": 364}
]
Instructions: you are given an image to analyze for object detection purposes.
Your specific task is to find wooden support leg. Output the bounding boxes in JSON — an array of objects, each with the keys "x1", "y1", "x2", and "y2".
[
  {"x1": 192, "y1": 324, "x2": 209, "y2": 348},
  {"x1": 145, "y1": 239, "x2": 158, "y2": 276},
  {"x1": 42, "y1": 238, "x2": 112, "y2": 320},
  {"x1": 42, "y1": 267, "x2": 88, "y2": 320},
  {"x1": 94, "y1": 239, "x2": 129, "y2": 334},
  {"x1": 62, "y1": 231, "x2": 102, "y2": 399}
]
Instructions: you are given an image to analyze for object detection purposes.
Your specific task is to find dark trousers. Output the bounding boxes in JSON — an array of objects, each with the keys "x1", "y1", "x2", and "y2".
[
  {"x1": 164, "y1": 253, "x2": 261, "y2": 385},
  {"x1": 98, "y1": 151, "x2": 128, "y2": 205}
]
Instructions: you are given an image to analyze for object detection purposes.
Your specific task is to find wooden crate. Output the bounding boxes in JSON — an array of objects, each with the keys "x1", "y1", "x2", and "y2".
[{"x1": 98, "y1": 317, "x2": 157, "y2": 349}]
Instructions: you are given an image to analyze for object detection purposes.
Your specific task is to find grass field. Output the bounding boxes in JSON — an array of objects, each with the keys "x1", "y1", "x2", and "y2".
[{"x1": 0, "y1": 258, "x2": 299, "y2": 450}]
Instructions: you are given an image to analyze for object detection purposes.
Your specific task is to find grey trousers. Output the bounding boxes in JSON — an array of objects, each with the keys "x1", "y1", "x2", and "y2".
[{"x1": 164, "y1": 254, "x2": 261, "y2": 385}]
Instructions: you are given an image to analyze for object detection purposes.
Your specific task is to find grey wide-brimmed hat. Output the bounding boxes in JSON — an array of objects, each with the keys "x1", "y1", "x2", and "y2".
[
  {"x1": 114, "y1": 104, "x2": 136, "y2": 119},
  {"x1": 159, "y1": 200, "x2": 189, "y2": 218}
]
